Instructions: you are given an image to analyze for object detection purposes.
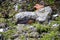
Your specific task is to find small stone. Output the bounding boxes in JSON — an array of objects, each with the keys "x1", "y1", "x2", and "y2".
[
  {"x1": 0, "y1": 23, "x2": 8, "y2": 28},
  {"x1": 53, "y1": 14, "x2": 59, "y2": 17},
  {"x1": 0, "y1": 28, "x2": 4, "y2": 32},
  {"x1": 29, "y1": 32, "x2": 39, "y2": 38},
  {"x1": 52, "y1": 24, "x2": 59, "y2": 27}
]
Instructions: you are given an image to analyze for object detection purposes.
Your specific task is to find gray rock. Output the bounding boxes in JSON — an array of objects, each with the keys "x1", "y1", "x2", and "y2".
[
  {"x1": 28, "y1": 26, "x2": 37, "y2": 32},
  {"x1": 14, "y1": 38, "x2": 20, "y2": 40},
  {"x1": 15, "y1": 12, "x2": 36, "y2": 20},
  {"x1": 15, "y1": 6, "x2": 52, "y2": 22},
  {"x1": 36, "y1": 6, "x2": 52, "y2": 22},
  {"x1": 14, "y1": 4, "x2": 18, "y2": 11},
  {"x1": 29, "y1": 32, "x2": 39, "y2": 38},
  {"x1": 0, "y1": 27, "x2": 9, "y2": 32},
  {"x1": 16, "y1": 24, "x2": 24, "y2": 32},
  {"x1": 11, "y1": 33, "x2": 19, "y2": 40},
  {"x1": 53, "y1": 14, "x2": 59, "y2": 17},
  {"x1": 0, "y1": 23, "x2": 9, "y2": 32},
  {"x1": 0, "y1": 23, "x2": 8, "y2": 28},
  {"x1": 52, "y1": 24, "x2": 59, "y2": 27}
]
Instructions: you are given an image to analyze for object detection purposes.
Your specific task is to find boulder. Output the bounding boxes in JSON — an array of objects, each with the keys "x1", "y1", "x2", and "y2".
[
  {"x1": 36, "y1": 6, "x2": 52, "y2": 22},
  {"x1": 15, "y1": 6, "x2": 52, "y2": 22}
]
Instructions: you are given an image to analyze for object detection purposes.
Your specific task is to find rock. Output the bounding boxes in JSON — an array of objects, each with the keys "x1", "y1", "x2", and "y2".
[
  {"x1": 29, "y1": 32, "x2": 39, "y2": 38},
  {"x1": 16, "y1": 24, "x2": 39, "y2": 39},
  {"x1": 17, "y1": 24, "x2": 27, "y2": 33},
  {"x1": 28, "y1": 26, "x2": 37, "y2": 32},
  {"x1": 15, "y1": 12, "x2": 36, "y2": 20},
  {"x1": 15, "y1": 6, "x2": 52, "y2": 24},
  {"x1": 18, "y1": 0, "x2": 22, "y2": 2},
  {"x1": 52, "y1": 14, "x2": 59, "y2": 20},
  {"x1": 0, "y1": 28, "x2": 4, "y2": 32},
  {"x1": 0, "y1": 23, "x2": 8, "y2": 28},
  {"x1": 12, "y1": 33, "x2": 19, "y2": 39},
  {"x1": 16, "y1": 24, "x2": 26, "y2": 33},
  {"x1": 0, "y1": 27, "x2": 9, "y2": 32},
  {"x1": 57, "y1": 34, "x2": 60, "y2": 37},
  {"x1": 52, "y1": 24, "x2": 59, "y2": 27},
  {"x1": 14, "y1": 38, "x2": 20, "y2": 40},
  {"x1": 0, "y1": 23, "x2": 9, "y2": 32},
  {"x1": 14, "y1": 4, "x2": 18, "y2": 11},
  {"x1": 53, "y1": 14, "x2": 59, "y2": 17},
  {"x1": 36, "y1": 6, "x2": 52, "y2": 22}
]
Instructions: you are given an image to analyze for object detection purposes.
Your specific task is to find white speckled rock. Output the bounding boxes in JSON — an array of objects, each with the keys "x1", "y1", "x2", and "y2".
[
  {"x1": 36, "y1": 6, "x2": 52, "y2": 22},
  {"x1": 15, "y1": 12, "x2": 36, "y2": 20},
  {"x1": 15, "y1": 6, "x2": 52, "y2": 22}
]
